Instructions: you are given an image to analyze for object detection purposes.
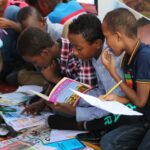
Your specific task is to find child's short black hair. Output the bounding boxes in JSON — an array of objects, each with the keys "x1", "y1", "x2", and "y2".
[
  {"x1": 69, "y1": 14, "x2": 105, "y2": 44},
  {"x1": 137, "y1": 17, "x2": 150, "y2": 28},
  {"x1": 25, "y1": 0, "x2": 38, "y2": 5},
  {"x1": 17, "y1": 27, "x2": 54, "y2": 56},
  {"x1": 17, "y1": 6, "x2": 42, "y2": 23},
  {"x1": 104, "y1": 8, "x2": 137, "y2": 38}
]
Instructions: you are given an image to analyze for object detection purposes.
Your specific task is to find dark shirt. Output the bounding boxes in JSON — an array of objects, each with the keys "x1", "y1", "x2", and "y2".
[{"x1": 121, "y1": 43, "x2": 150, "y2": 121}]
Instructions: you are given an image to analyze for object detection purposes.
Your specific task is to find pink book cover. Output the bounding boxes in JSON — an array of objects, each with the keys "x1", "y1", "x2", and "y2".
[{"x1": 48, "y1": 77, "x2": 92, "y2": 106}]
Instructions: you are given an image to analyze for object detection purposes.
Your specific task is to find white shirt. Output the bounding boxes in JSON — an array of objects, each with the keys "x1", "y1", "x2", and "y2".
[{"x1": 46, "y1": 18, "x2": 63, "y2": 41}]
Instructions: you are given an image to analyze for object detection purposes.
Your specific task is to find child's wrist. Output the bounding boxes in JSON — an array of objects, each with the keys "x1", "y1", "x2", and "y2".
[{"x1": 110, "y1": 69, "x2": 117, "y2": 77}]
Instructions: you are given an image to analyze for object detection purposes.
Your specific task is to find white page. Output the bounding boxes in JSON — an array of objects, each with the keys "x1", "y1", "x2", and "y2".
[
  {"x1": 16, "y1": 85, "x2": 43, "y2": 96},
  {"x1": 30, "y1": 144, "x2": 56, "y2": 150},
  {"x1": 30, "y1": 90, "x2": 49, "y2": 101},
  {"x1": 50, "y1": 130, "x2": 87, "y2": 143},
  {"x1": 71, "y1": 89, "x2": 143, "y2": 116}
]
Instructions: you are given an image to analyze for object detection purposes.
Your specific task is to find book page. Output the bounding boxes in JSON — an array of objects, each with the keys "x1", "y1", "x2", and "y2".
[
  {"x1": 71, "y1": 89, "x2": 143, "y2": 116},
  {"x1": 16, "y1": 85, "x2": 43, "y2": 96},
  {"x1": 0, "y1": 106, "x2": 51, "y2": 131},
  {"x1": 0, "y1": 85, "x2": 43, "y2": 106},
  {"x1": 0, "y1": 92, "x2": 30, "y2": 106}
]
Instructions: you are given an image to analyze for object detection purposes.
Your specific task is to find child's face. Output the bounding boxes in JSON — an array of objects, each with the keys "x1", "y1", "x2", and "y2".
[
  {"x1": 21, "y1": 16, "x2": 45, "y2": 31},
  {"x1": 102, "y1": 21, "x2": 124, "y2": 56},
  {"x1": 68, "y1": 33, "x2": 101, "y2": 60},
  {"x1": 22, "y1": 49, "x2": 54, "y2": 69}
]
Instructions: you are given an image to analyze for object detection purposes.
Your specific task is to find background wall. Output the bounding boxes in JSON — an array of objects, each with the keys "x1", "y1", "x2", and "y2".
[{"x1": 98, "y1": 0, "x2": 143, "y2": 21}]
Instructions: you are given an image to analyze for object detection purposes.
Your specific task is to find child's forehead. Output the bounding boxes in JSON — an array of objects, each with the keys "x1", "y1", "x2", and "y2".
[
  {"x1": 102, "y1": 21, "x2": 110, "y2": 32},
  {"x1": 69, "y1": 33, "x2": 88, "y2": 43}
]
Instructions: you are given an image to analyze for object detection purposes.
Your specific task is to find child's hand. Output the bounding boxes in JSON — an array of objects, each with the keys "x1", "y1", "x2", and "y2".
[
  {"x1": 99, "y1": 94, "x2": 129, "y2": 104},
  {"x1": 99, "y1": 93, "x2": 119, "y2": 101},
  {"x1": 22, "y1": 100, "x2": 46, "y2": 115},
  {"x1": 0, "y1": 17, "x2": 21, "y2": 32},
  {"x1": 101, "y1": 48, "x2": 116, "y2": 75},
  {"x1": 0, "y1": 17, "x2": 12, "y2": 28},
  {"x1": 41, "y1": 60, "x2": 61, "y2": 83},
  {"x1": 47, "y1": 102, "x2": 76, "y2": 117}
]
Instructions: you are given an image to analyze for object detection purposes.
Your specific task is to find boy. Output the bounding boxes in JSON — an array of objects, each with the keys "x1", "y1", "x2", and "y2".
[
  {"x1": 67, "y1": 13, "x2": 143, "y2": 142},
  {"x1": 17, "y1": 27, "x2": 99, "y2": 120},
  {"x1": 100, "y1": 8, "x2": 150, "y2": 150},
  {"x1": 16, "y1": 6, "x2": 66, "y2": 85},
  {"x1": 17, "y1": 6, "x2": 63, "y2": 41}
]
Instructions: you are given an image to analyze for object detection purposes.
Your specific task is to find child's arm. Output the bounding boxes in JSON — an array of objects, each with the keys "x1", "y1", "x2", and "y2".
[
  {"x1": 47, "y1": 102, "x2": 76, "y2": 117},
  {"x1": 101, "y1": 49, "x2": 150, "y2": 108},
  {"x1": 0, "y1": 17, "x2": 21, "y2": 32},
  {"x1": 22, "y1": 84, "x2": 54, "y2": 115}
]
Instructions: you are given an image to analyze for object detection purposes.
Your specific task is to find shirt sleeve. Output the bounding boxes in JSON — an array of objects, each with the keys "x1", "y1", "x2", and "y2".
[
  {"x1": 77, "y1": 88, "x2": 105, "y2": 107},
  {"x1": 136, "y1": 52, "x2": 150, "y2": 83}
]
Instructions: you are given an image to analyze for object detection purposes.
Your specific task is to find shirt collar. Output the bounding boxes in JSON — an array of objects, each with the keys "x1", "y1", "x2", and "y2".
[{"x1": 120, "y1": 40, "x2": 141, "y2": 67}]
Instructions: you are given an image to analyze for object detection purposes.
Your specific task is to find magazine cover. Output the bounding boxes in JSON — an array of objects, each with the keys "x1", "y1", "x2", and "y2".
[{"x1": 48, "y1": 77, "x2": 92, "y2": 106}]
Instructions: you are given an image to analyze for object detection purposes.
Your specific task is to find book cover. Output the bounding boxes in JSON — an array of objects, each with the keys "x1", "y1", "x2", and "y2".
[{"x1": 31, "y1": 77, "x2": 92, "y2": 106}]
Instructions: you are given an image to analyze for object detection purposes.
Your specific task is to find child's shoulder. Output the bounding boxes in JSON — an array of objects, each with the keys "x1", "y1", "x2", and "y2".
[
  {"x1": 139, "y1": 43, "x2": 150, "y2": 56},
  {"x1": 137, "y1": 43, "x2": 150, "y2": 63},
  {"x1": 140, "y1": 42, "x2": 150, "y2": 50}
]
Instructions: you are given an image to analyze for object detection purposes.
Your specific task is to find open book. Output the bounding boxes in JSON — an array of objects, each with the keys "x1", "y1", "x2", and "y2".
[
  {"x1": 0, "y1": 85, "x2": 43, "y2": 106},
  {"x1": 30, "y1": 77, "x2": 91, "y2": 106},
  {"x1": 0, "y1": 106, "x2": 51, "y2": 131}
]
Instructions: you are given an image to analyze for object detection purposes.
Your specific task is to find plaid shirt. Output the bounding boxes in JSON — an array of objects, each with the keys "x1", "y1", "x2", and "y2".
[{"x1": 58, "y1": 38, "x2": 98, "y2": 88}]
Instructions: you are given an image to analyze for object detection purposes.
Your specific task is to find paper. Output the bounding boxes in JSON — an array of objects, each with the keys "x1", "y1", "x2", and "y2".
[
  {"x1": 27, "y1": 144, "x2": 56, "y2": 150},
  {"x1": 0, "y1": 85, "x2": 43, "y2": 106},
  {"x1": 0, "y1": 92, "x2": 31, "y2": 106},
  {"x1": 30, "y1": 90, "x2": 49, "y2": 101},
  {"x1": 0, "y1": 106, "x2": 51, "y2": 131},
  {"x1": 50, "y1": 130, "x2": 87, "y2": 143},
  {"x1": 16, "y1": 85, "x2": 43, "y2": 96},
  {"x1": 71, "y1": 89, "x2": 143, "y2": 116}
]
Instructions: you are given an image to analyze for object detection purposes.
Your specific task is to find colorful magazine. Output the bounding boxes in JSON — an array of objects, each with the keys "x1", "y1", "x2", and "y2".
[
  {"x1": 31, "y1": 77, "x2": 92, "y2": 106},
  {"x1": 0, "y1": 106, "x2": 51, "y2": 131}
]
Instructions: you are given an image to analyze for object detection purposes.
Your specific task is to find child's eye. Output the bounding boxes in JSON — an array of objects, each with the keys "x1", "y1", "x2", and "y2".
[{"x1": 76, "y1": 47, "x2": 82, "y2": 51}]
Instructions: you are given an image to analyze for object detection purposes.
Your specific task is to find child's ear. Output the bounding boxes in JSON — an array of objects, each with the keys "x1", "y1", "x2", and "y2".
[
  {"x1": 40, "y1": 49, "x2": 49, "y2": 57},
  {"x1": 116, "y1": 32, "x2": 122, "y2": 42}
]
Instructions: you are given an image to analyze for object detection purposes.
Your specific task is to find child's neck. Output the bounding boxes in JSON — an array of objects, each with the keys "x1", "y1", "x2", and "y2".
[
  {"x1": 125, "y1": 37, "x2": 140, "y2": 55},
  {"x1": 94, "y1": 47, "x2": 103, "y2": 60}
]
